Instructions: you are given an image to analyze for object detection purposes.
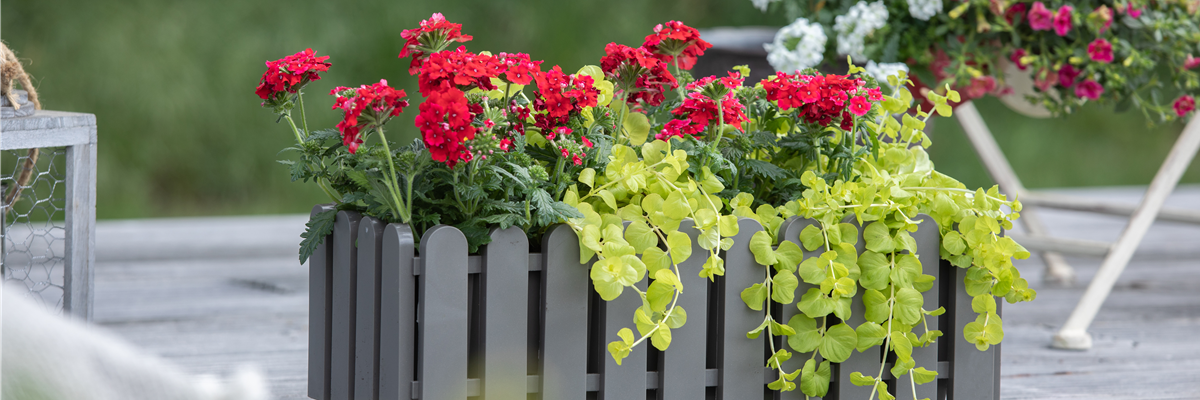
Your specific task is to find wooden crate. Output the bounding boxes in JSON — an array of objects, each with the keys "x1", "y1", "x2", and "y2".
[{"x1": 306, "y1": 205, "x2": 1000, "y2": 400}]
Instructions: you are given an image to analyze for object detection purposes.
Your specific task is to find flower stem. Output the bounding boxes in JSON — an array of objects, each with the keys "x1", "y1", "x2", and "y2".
[
  {"x1": 284, "y1": 114, "x2": 305, "y2": 145},
  {"x1": 614, "y1": 93, "x2": 630, "y2": 145},
  {"x1": 298, "y1": 91, "x2": 310, "y2": 138},
  {"x1": 376, "y1": 125, "x2": 409, "y2": 222}
]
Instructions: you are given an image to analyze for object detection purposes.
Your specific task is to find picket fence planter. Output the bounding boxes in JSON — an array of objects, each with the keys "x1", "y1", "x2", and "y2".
[{"x1": 306, "y1": 204, "x2": 1000, "y2": 400}]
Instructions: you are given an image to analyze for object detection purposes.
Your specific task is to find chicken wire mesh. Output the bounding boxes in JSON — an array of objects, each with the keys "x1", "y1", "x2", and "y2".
[{"x1": 2, "y1": 147, "x2": 68, "y2": 312}]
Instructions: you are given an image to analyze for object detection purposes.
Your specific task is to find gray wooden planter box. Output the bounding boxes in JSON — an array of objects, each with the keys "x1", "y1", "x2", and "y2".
[{"x1": 306, "y1": 204, "x2": 1000, "y2": 400}]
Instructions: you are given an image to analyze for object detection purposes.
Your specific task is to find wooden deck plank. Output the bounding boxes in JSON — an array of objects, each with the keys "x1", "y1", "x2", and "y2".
[{"x1": 81, "y1": 186, "x2": 1200, "y2": 400}]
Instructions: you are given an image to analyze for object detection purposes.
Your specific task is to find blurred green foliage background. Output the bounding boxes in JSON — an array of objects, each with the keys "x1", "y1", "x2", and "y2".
[{"x1": 4, "y1": 0, "x2": 1198, "y2": 219}]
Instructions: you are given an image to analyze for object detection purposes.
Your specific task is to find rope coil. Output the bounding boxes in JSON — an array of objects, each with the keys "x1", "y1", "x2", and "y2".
[{"x1": 1, "y1": 41, "x2": 43, "y2": 211}]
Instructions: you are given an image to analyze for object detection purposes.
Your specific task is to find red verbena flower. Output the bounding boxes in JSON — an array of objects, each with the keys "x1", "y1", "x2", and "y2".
[
  {"x1": 331, "y1": 80, "x2": 410, "y2": 154},
  {"x1": 497, "y1": 52, "x2": 543, "y2": 85},
  {"x1": 1074, "y1": 80, "x2": 1104, "y2": 100},
  {"x1": 1174, "y1": 95, "x2": 1196, "y2": 116},
  {"x1": 641, "y1": 21, "x2": 713, "y2": 71},
  {"x1": 762, "y1": 71, "x2": 867, "y2": 128},
  {"x1": 1028, "y1": 2, "x2": 1055, "y2": 31},
  {"x1": 530, "y1": 66, "x2": 600, "y2": 131},
  {"x1": 256, "y1": 49, "x2": 331, "y2": 101},
  {"x1": 1053, "y1": 5, "x2": 1073, "y2": 36},
  {"x1": 417, "y1": 46, "x2": 501, "y2": 96},
  {"x1": 1087, "y1": 38, "x2": 1114, "y2": 63},
  {"x1": 600, "y1": 43, "x2": 677, "y2": 107},
  {"x1": 399, "y1": 13, "x2": 474, "y2": 74},
  {"x1": 415, "y1": 86, "x2": 476, "y2": 167},
  {"x1": 670, "y1": 72, "x2": 748, "y2": 137},
  {"x1": 656, "y1": 118, "x2": 705, "y2": 141}
]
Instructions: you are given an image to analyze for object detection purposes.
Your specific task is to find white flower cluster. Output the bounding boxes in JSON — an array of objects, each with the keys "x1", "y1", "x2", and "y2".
[
  {"x1": 765, "y1": 17, "x2": 829, "y2": 73},
  {"x1": 834, "y1": 1, "x2": 889, "y2": 63},
  {"x1": 865, "y1": 60, "x2": 909, "y2": 86},
  {"x1": 907, "y1": 0, "x2": 943, "y2": 21},
  {"x1": 751, "y1": 0, "x2": 780, "y2": 12}
]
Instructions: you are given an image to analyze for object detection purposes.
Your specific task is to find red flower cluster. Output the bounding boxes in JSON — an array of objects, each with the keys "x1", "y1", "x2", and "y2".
[
  {"x1": 641, "y1": 21, "x2": 712, "y2": 71},
  {"x1": 399, "y1": 13, "x2": 473, "y2": 74},
  {"x1": 417, "y1": 46, "x2": 503, "y2": 96},
  {"x1": 762, "y1": 72, "x2": 869, "y2": 130},
  {"x1": 659, "y1": 72, "x2": 747, "y2": 141},
  {"x1": 545, "y1": 126, "x2": 594, "y2": 165},
  {"x1": 531, "y1": 66, "x2": 600, "y2": 131},
  {"x1": 330, "y1": 80, "x2": 410, "y2": 154},
  {"x1": 410, "y1": 46, "x2": 549, "y2": 166},
  {"x1": 497, "y1": 52, "x2": 542, "y2": 85},
  {"x1": 415, "y1": 86, "x2": 476, "y2": 167},
  {"x1": 600, "y1": 43, "x2": 678, "y2": 107},
  {"x1": 256, "y1": 49, "x2": 331, "y2": 101}
]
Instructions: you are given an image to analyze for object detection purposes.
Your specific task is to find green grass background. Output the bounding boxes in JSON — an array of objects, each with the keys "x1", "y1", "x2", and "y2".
[{"x1": 4, "y1": 1, "x2": 1198, "y2": 220}]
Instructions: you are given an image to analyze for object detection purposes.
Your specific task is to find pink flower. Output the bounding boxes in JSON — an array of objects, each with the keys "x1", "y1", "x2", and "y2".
[
  {"x1": 1034, "y1": 67, "x2": 1059, "y2": 91},
  {"x1": 1087, "y1": 39, "x2": 1114, "y2": 63},
  {"x1": 1089, "y1": 5, "x2": 1113, "y2": 34},
  {"x1": 1074, "y1": 80, "x2": 1104, "y2": 100},
  {"x1": 1028, "y1": 2, "x2": 1055, "y2": 31},
  {"x1": 848, "y1": 96, "x2": 871, "y2": 116},
  {"x1": 1053, "y1": 6, "x2": 1074, "y2": 36},
  {"x1": 1174, "y1": 95, "x2": 1196, "y2": 117},
  {"x1": 581, "y1": 137, "x2": 594, "y2": 148},
  {"x1": 1129, "y1": 7, "x2": 1143, "y2": 18},
  {"x1": 867, "y1": 87, "x2": 883, "y2": 101},
  {"x1": 499, "y1": 138, "x2": 512, "y2": 151},
  {"x1": 572, "y1": 155, "x2": 583, "y2": 165},
  {"x1": 1184, "y1": 54, "x2": 1200, "y2": 70},
  {"x1": 1010, "y1": 48, "x2": 1029, "y2": 71},
  {"x1": 1058, "y1": 64, "x2": 1081, "y2": 87},
  {"x1": 964, "y1": 76, "x2": 997, "y2": 99}
]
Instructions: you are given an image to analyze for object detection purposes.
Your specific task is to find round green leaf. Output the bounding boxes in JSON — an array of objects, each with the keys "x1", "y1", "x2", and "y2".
[{"x1": 820, "y1": 323, "x2": 858, "y2": 363}]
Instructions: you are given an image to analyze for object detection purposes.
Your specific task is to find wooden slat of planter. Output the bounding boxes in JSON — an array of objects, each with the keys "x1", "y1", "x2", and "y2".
[
  {"x1": 897, "y1": 214, "x2": 939, "y2": 400},
  {"x1": 355, "y1": 216, "x2": 385, "y2": 399},
  {"x1": 600, "y1": 224, "x2": 648, "y2": 400},
  {"x1": 950, "y1": 264, "x2": 999, "y2": 399},
  {"x1": 332, "y1": 210, "x2": 362, "y2": 400},
  {"x1": 379, "y1": 224, "x2": 417, "y2": 400},
  {"x1": 481, "y1": 226, "x2": 530, "y2": 399},
  {"x1": 308, "y1": 204, "x2": 335, "y2": 400},
  {"x1": 539, "y1": 224, "x2": 589, "y2": 398},
  {"x1": 776, "y1": 217, "x2": 822, "y2": 400},
  {"x1": 835, "y1": 216, "x2": 878, "y2": 400},
  {"x1": 718, "y1": 218, "x2": 767, "y2": 399},
  {"x1": 657, "y1": 220, "x2": 708, "y2": 400},
  {"x1": 417, "y1": 225, "x2": 470, "y2": 400}
]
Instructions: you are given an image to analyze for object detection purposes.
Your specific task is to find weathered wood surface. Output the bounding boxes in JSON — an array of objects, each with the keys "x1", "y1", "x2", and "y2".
[{"x1": 88, "y1": 186, "x2": 1200, "y2": 399}]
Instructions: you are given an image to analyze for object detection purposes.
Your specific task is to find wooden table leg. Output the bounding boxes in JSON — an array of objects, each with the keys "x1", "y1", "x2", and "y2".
[
  {"x1": 954, "y1": 102, "x2": 1077, "y2": 284},
  {"x1": 1052, "y1": 116, "x2": 1200, "y2": 349}
]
